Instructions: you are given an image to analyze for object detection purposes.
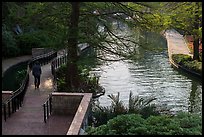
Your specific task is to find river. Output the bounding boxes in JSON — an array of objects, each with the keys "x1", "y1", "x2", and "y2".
[{"x1": 92, "y1": 22, "x2": 202, "y2": 115}]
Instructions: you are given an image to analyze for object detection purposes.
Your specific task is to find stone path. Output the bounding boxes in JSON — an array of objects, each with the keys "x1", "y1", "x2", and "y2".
[
  {"x1": 2, "y1": 55, "x2": 32, "y2": 76},
  {"x1": 164, "y1": 29, "x2": 192, "y2": 58}
]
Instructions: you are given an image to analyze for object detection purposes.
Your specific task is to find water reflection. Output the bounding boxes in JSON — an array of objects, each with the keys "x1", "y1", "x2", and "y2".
[
  {"x1": 93, "y1": 26, "x2": 202, "y2": 115},
  {"x1": 188, "y1": 80, "x2": 202, "y2": 114}
]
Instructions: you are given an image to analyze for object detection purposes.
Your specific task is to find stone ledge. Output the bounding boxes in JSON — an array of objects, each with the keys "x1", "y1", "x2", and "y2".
[{"x1": 66, "y1": 93, "x2": 92, "y2": 135}]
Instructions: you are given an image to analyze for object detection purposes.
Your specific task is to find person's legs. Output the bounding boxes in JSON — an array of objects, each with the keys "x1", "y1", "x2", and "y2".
[
  {"x1": 34, "y1": 76, "x2": 38, "y2": 89},
  {"x1": 36, "y1": 75, "x2": 41, "y2": 88}
]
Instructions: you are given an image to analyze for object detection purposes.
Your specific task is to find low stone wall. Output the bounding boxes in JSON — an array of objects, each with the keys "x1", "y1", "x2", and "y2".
[
  {"x1": 2, "y1": 91, "x2": 13, "y2": 116},
  {"x1": 51, "y1": 93, "x2": 83, "y2": 115},
  {"x1": 67, "y1": 93, "x2": 92, "y2": 135},
  {"x1": 2, "y1": 91, "x2": 13, "y2": 103},
  {"x1": 32, "y1": 48, "x2": 53, "y2": 58},
  {"x1": 32, "y1": 48, "x2": 44, "y2": 58},
  {"x1": 49, "y1": 92, "x2": 92, "y2": 135}
]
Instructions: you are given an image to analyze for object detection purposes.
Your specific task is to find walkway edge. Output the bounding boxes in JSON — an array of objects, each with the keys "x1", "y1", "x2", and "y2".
[{"x1": 164, "y1": 29, "x2": 202, "y2": 79}]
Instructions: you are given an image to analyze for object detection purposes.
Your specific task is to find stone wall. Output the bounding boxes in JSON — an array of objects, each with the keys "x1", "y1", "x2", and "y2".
[
  {"x1": 2, "y1": 91, "x2": 13, "y2": 103},
  {"x1": 51, "y1": 93, "x2": 83, "y2": 115},
  {"x1": 32, "y1": 48, "x2": 53, "y2": 58},
  {"x1": 32, "y1": 48, "x2": 45, "y2": 58},
  {"x1": 2, "y1": 91, "x2": 13, "y2": 116}
]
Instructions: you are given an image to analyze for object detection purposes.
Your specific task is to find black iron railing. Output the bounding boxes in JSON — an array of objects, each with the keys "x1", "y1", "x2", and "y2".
[
  {"x1": 43, "y1": 94, "x2": 52, "y2": 123},
  {"x1": 51, "y1": 53, "x2": 68, "y2": 82},
  {"x1": 2, "y1": 64, "x2": 30, "y2": 122},
  {"x1": 2, "y1": 50, "x2": 57, "y2": 121}
]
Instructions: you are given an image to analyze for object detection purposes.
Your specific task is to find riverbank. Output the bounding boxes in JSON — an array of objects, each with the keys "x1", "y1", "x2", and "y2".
[
  {"x1": 96, "y1": 28, "x2": 202, "y2": 114},
  {"x1": 164, "y1": 29, "x2": 202, "y2": 79}
]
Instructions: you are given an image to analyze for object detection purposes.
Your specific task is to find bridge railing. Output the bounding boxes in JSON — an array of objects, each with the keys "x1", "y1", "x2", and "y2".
[
  {"x1": 2, "y1": 50, "x2": 57, "y2": 122},
  {"x1": 51, "y1": 53, "x2": 68, "y2": 83},
  {"x1": 43, "y1": 94, "x2": 52, "y2": 123}
]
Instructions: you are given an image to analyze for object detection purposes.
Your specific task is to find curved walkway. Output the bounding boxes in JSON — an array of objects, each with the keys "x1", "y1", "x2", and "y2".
[
  {"x1": 2, "y1": 52, "x2": 74, "y2": 135},
  {"x1": 165, "y1": 29, "x2": 192, "y2": 58},
  {"x1": 164, "y1": 29, "x2": 202, "y2": 78},
  {"x1": 164, "y1": 29, "x2": 192, "y2": 68},
  {"x1": 2, "y1": 55, "x2": 32, "y2": 76}
]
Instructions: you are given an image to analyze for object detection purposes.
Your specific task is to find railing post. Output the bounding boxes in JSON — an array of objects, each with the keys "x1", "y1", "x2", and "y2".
[
  {"x1": 12, "y1": 99, "x2": 15, "y2": 113},
  {"x1": 43, "y1": 104, "x2": 46, "y2": 123},
  {"x1": 8, "y1": 102, "x2": 11, "y2": 117},
  {"x1": 49, "y1": 96, "x2": 52, "y2": 115},
  {"x1": 16, "y1": 97, "x2": 19, "y2": 110},
  {"x1": 55, "y1": 59, "x2": 57, "y2": 69},
  {"x1": 19, "y1": 93, "x2": 22, "y2": 107},
  {"x1": 13, "y1": 98, "x2": 16, "y2": 112},
  {"x1": 46, "y1": 102, "x2": 49, "y2": 118},
  {"x1": 4, "y1": 104, "x2": 7, "y2": 121},
  {"x1": 58, "y1": 58, "x2": 60, "y2": 68}
]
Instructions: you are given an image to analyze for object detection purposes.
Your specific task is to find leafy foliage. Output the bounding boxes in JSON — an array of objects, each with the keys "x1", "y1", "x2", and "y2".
[
  {"x1": 56, "y1": 52, "x2": 104, "y2": 96},
  {"x1": 16, "y1": 69, "x2": 27, "y2": 86},
  {"x1": 16, "y1": 30, "x2": 58, "y2": 55},
  {"x1": 172, "y1": 54, "x2": 202, "y2": 74},
  {"x1": 86, "y1": 112, "x2": 202, "y2": 135},
  {"x1": 2, "y1": 24, "x2": 20, "y2": 58},
  {"x1": 92, "y1": 91, "x2": 159, "y2": 127}
]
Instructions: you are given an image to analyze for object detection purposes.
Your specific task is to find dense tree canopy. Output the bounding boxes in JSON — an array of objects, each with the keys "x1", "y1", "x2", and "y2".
[
  {"x1": 2, "y1": 2, "x2": 202, "y2": 89},
  {"x1": 157, "y1": 2, "x2": 202, "y2": 60}
]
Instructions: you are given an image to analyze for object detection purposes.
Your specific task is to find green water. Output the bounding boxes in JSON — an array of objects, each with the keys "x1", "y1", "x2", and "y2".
[{"x1": 93, "y1": 22, "x2": 202, "y2": 115}]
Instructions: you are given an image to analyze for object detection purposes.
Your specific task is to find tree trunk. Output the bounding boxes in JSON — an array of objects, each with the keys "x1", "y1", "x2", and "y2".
[
  {"x1": 66, "y1": 2, "x2": 80, "y2": 91},
  {"x1": 193, "y1": 36, "x2": 199, "y2": 61},
  {"x1": 192, "y1": 2, "x2": 200, "y2": 61}
]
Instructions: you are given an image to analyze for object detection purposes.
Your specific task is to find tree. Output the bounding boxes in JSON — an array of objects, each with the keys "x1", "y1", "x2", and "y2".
[
  {"x1": 65, "y1": 2, "x2": 165, "y2": 90},
  {"x1": 4, "y1": 2, "x2": 165, "y2": 91},
  {"x1": 159, "y1": 2, "x2": 202, "y2": 61},
  {"x1": 66, "y1": 2, "x2": 80, "y2": 90}
]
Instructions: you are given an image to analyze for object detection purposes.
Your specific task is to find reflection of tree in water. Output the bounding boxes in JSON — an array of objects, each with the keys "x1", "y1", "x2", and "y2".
[{"x1": 188, "y1": 80, "x2": 202, "y2": 114}]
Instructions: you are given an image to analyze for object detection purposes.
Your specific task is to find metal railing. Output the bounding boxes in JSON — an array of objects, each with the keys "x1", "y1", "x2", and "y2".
[
  {"x1": 2, "y1": 50, "x2": 57, "y2": 121},
  {"x1": 2, "y1": 63, "x2": 30, "y2": 122},
  {"x1": 51, "y1": 53, "x2": 68, "y2": 82},
  {"x1": 43, "y1": 94, "x2": 52, "y2": 123}
]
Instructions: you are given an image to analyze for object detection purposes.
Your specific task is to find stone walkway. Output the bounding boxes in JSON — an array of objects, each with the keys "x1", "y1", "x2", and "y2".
[
  {"x1": 2, "y1": 55, "x2": 32, "y2": 76},
  {"x1": 2, "y1": 53, "x2": 74, "y2": 135},
  {"x1": 164, "y1": 29, "x2": 192, "y2": 58},
  {"x1": 164, "y1": 29, "x2": 203, "y2": 78}
]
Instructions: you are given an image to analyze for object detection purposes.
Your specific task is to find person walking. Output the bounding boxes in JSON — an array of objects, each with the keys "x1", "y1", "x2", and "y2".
[{"x1": 32, "y1": 61, "x2": 42, "y2": 89}]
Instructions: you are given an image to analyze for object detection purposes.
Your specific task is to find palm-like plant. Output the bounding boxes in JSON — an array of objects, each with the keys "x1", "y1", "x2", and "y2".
[
  {"x1": 128, "y1": 91, "x2": 157, "y2": 113},
  {"x1": 92, "y1": 91, "x2": 159, "y2": 127},
  {"x1": 108, "y1": 92, "x2": 127, "y2": 114}
]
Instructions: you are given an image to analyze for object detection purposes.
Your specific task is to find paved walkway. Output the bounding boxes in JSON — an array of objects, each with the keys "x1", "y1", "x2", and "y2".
[
  {"x1": 164, "y1": 29, "x2": 192, "y2": 58},
  {"x1": 2, "y1": 52, "x2": 74, "y2": 135},
  {"x1": 2, "y1": 55, "x2": 32, "y2": 76}
]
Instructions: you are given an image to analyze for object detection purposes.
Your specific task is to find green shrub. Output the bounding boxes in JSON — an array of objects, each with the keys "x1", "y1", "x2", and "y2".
[
  {"x1": 16, "y1": 31, "x2": 43, "y2": 55},
  {"x1": 86, "y1": 112, "x2": 202, "y2": 135},
  {"x1": 2, "y1": 24, "x2": 20, "y2": 57},
  {"x1": 92, "y1": 92, "x2": 159, "y2": 127},
  {"x1": 172, "y1": 54, "x2": 192, "y2": 64},
  {"x1": 16, "y1": 30, "x2": 59, "y2": 55},
  {"x1": 172, "y1": 54, "x2": 202, "y2": 74},
  {"x1": 55, "y1": 51, "x2": 104, "y2": 95},
  {"x1": 56, "y1": 64, "x2": 69, "y2": 92},
  {"x1": 199, "y1": 52, "x2": 202, "y2": 62},
  {"x1": 16, "y1": 69, "x2": 27, "y2": 86}
]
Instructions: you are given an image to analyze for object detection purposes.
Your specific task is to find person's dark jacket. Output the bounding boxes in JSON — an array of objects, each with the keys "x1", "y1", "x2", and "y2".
[{"x1": 32, "y1": 64, "x2": 42, "y2": 77}]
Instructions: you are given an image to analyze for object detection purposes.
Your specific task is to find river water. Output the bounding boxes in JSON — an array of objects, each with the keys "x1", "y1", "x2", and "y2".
[{"x1": 92, "y1": 23, "x2": 202, "y2": 115}]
